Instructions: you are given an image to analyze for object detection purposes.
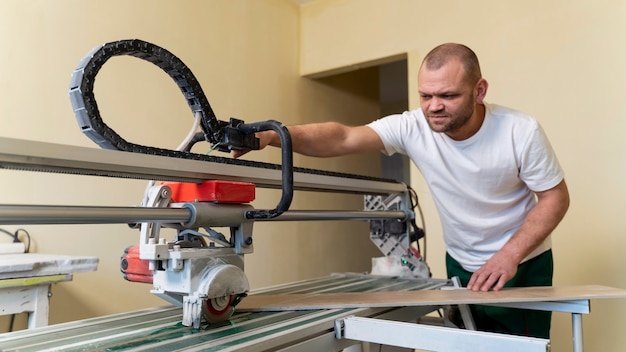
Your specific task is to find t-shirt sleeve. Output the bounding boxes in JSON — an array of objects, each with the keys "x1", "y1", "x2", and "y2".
[
  {"x1": 366, "y1": 113, "x2": 411, "y2": 156},
  {"x1": 519, "y1": 122, "x2": 565, "y2": 192}
]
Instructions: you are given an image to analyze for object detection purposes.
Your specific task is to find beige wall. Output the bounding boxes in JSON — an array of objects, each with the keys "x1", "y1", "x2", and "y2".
[
  {"x1": 300, "y1": 1, "x2": 626, "y2": 351},
  {"x1": 0, "y1": 0, "x2": 381, "y2": 330},
  {"x1": 2, "y1": 1, "x2": 624, "y2": 351}
]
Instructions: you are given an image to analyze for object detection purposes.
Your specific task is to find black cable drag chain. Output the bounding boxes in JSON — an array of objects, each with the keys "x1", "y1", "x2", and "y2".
[{"x1": 68, "y1": 39, "x2": 398, "y2": 184}]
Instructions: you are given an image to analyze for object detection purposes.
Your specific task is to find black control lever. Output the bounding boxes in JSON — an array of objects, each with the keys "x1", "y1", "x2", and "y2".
[{"x1": 236, "y1": 120, "x2": 293, "y2": 219}]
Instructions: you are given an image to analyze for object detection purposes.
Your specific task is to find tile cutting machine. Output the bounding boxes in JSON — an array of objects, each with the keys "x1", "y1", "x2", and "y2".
[{"x1": 0, "y1": 39, "x2": 430, "y2": 330}]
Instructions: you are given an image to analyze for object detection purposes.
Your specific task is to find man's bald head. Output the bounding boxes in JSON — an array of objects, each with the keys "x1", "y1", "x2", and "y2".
[{"x1": 422, "y1": 43, "x2": 482, "y2": 85}]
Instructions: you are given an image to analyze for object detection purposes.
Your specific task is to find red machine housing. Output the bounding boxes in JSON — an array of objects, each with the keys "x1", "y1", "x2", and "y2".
[
  {"x1": 120, "y1": 180, "x2": 256, "y2": 284},
  {"x1": 120, "y1": 245, "x2": 153, "y2": 283},
  {"x1": 161, "y1": 180, "x2": 256, "y2": 203}
]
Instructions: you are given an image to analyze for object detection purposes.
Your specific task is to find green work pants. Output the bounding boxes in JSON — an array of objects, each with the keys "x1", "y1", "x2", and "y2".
[{"x1": 446, "y1": 250, "x2": 553, "y2": 338}]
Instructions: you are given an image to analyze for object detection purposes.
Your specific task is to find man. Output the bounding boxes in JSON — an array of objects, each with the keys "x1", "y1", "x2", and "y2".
[{"x1": 235, "y1": 43, "x2": 569, "y2": 338}]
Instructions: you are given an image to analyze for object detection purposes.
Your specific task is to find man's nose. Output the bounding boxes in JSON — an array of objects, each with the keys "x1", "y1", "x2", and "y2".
[{"x1": 428, "y1": 97, "x2": 444, "y2": 112}]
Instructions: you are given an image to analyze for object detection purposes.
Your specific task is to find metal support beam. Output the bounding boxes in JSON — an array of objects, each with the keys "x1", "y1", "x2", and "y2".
[
  {"x1": 0, "y1": 204, "x2": 190, "y2": 224},
  {"x1": 572, "y1": 313, "x2": 584, "y2": 352},
  {"x1": 0, "y1": 205, "x2": 406, "y2": 225},
  {"x1": 450, "y1": 276, "x2": 476, "y2": 330},
  {"x1": 335, "y1": 316, "x2": 551, "y2": 352},
  {"x1": 0, "y1": 136, "x2": 406, "y2": 194},
  {"x1": 482, "y1": 299, "x2": 590, "y2": 314}
]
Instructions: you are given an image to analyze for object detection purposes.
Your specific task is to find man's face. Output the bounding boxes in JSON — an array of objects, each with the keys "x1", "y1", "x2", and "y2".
[{"x1": 418, "y1": 59, "x2": 479, "y2": 140}]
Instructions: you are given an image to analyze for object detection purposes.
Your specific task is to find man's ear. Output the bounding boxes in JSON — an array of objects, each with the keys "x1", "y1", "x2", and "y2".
[{"x1": 475, "y1": 78, "x2": 488, "y2": 103}]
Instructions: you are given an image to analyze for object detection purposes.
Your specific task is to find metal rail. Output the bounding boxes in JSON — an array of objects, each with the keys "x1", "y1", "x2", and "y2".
[
  {"x1": 0, "y1": 136, "x2": 406, "y2": 195},
  {"x1": 0, "y1": 205, "x2": 407, "y2": 225},
  {"x1": 265, "y1": 210, "x2": 408, "y2": 222},
  {"x1": 0, "y1": 205, "x2": 190, "y2": 224}
]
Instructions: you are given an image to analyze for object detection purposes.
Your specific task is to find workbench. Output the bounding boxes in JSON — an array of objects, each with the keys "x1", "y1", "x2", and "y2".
[
  {"x1": 1, "y1": 273, "x2": 624, "y2": 351},
  {"x1": 0, "y1": 274, "x2": 448, "y2": 351},
  {"x1": 0, "y1": 253, "x2": 98, "y2": 329}
]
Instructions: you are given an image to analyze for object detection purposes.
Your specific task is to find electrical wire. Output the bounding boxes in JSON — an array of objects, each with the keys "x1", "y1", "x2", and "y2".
[
  {"x1": 176, "y1": 111, "x2": 202, "y2": 151},
  {"x1": 205, "y1": 142, "x2": 223, "y2": 155},
  {"x1": 0, "y1": 228, "x2": 30, "y2": 253},
  {"x1": 407, "y1": 185, "x2": 427, "y2": 263},
  {"x1": 415, "y1": 200, "x2": 427, "y2": 263},
  {"x1": 178, "y1": 228, "x2": 230, "y2": 248},
  {"x1": 143, "y1": 111, "x2": 204, "y2": 205},
  {"x1": 13, "y1": 228, "x2": 31, "y2": 253}
]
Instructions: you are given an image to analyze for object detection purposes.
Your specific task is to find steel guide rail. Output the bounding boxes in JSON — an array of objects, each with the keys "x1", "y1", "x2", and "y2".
[
  {"x1": 0, "y1": 136, "x2": 408, "y2": 225},
  {"x1": 0, "y1": 205, "x2": 406, "y2": 225},
  {"x1": 0, "y1": 136, "x2": 405, "y2": 195}
]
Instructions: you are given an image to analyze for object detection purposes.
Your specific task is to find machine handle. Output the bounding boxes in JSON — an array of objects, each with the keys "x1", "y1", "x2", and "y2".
[{"x1": 236, "y1": 120, "x2": 293, "y2": 219}]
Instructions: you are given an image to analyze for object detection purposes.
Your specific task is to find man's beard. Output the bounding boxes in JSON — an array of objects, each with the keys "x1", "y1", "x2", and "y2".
[{"x1": 425, "y1": 103, "x2": 474, "y2": 134}]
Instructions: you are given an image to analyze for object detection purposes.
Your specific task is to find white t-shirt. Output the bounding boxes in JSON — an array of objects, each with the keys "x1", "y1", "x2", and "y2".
[{"x1": 367, "y1": 103, "x2": 564, "y2": 272}]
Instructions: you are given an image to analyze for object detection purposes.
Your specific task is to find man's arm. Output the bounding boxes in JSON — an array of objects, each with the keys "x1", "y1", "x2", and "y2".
[
  {"x1": 233, "y1": 122, "x2": 384, "y2": 158},
  {"x1": 467, "y1": 179, "x2": 570, "y2": 291}
]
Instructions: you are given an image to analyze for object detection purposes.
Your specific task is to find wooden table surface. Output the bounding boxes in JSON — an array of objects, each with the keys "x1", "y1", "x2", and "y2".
[{"x1": 237, "y1": 284, "x2": 626, "y2": 311}]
